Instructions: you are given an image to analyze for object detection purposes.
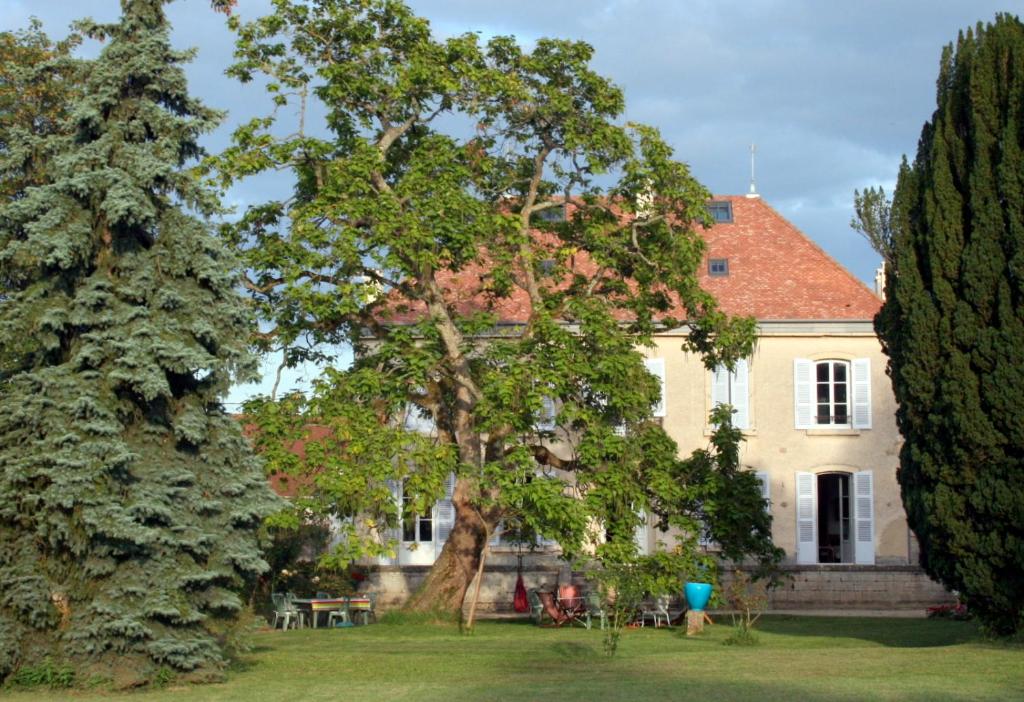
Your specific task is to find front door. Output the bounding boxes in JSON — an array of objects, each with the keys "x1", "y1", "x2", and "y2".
[
  {"x1": 817, "y1": 473, "x2": 851, "y2": 563},
  {"x1": 796, "y1": 470, "x2": 875, "y2": 565}
]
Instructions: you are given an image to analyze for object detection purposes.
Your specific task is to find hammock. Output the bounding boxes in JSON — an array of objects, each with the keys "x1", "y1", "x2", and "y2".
[{"x1": 513, "y1": 554, "x2": 529, "y2": 613}]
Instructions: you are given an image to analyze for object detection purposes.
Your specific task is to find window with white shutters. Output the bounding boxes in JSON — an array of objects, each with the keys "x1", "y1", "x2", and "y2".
[
  {"x1": 794, "y1": 358, "x2": 871, "y2": 429},
  {"x1": 644, "y1": 358, "x2": 666, "y2": 418},
  {"x1": 536, "y1": 394, "x2": 557, "y2": 432},
  {"x1": 433, "y1": 473, "x2": 456, "y2": 557},
  {"x1": 755, "y1": 471, "x2": 770, "y2": 512},
  {"x1": 711, "y1": 359, "x2": 749, "y2": 429}
]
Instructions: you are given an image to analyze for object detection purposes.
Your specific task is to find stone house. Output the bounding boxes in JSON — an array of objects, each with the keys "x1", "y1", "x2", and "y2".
[{"x1": 336, "y1": 194, "x2": 952, "y2": 610}]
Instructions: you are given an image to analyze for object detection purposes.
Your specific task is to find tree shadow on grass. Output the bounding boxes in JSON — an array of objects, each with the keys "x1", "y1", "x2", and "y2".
[
  {"x1": 442, "y1": 671, "x2": 999, "y2": 702},
  {"x1": 549, "y1": 641, "x2": 600, "y2": 661},
  {"x1": 754, "y1": 614, "x2": 981, "y2": 648}
]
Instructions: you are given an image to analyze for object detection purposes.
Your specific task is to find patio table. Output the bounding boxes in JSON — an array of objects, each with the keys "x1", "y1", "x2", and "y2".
[{"x1": 291, "y1": 598, "x2": 350, "y2": 628}]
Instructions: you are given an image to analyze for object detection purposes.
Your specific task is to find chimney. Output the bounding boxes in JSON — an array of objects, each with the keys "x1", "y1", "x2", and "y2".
[{"x1": 874, "y1": 262, "x2": 886, "y2": 300}]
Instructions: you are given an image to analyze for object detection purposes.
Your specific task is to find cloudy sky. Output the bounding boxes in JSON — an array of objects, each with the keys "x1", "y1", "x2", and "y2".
[{"x1": 5, "y1": 0, "x2": 1016, "y2": 400}]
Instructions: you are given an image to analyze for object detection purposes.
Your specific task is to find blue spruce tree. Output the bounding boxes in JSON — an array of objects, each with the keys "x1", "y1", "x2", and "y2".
[{"x1": 0, "y1": 0, "x2": 279, "y2": 685}]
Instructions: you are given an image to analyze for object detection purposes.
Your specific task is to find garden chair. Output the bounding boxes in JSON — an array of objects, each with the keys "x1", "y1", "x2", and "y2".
[
  {"x1": 285, "y1": 592, "x2": 309, "y2": 628},
  {"x1": 327, "y1": 599, "x2": 352, "y2": 628},
  {"x1": 271, "y1": 592, "x2": 305, "y2": 630},
  {"x1": 557, "y1": 584, "x2": 588, "y2": 627},
  {"x1": 638, "y1": 595, "x2": 671, "y2": 628},
  {"x1": 527, "y1": 589, "x2": 546, "y2": 625},
  {"x1": 585, "y1": 591, "x2": 608, "y2": 630}
]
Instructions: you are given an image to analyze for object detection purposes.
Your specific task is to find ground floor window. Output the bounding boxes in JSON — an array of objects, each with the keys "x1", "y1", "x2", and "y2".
[{"x1": 402, "y1": 493, "x2": 433, "y2": 544}]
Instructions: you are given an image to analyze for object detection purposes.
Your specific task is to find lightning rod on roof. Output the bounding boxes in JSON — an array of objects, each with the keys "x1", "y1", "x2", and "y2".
[{"x1": 746, "y1": 142, "x2": 760, "y2": 198}]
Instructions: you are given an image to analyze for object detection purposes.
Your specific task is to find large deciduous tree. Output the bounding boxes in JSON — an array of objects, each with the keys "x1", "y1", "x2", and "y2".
[
  {"x1": 218, "y1": 0, "x2": 778, "y2": 614},
  {"x1": 0, "y1": 0, "x2": 279, "y2": 685},
  {"x1": 851, "y1": 186, "x2": 895, "y2": 266},
  {"x1": 878, "y1": 14, "x2": 1024, "y2": 635},
  {"x1": 0, "y1": 21, "x2": 82, "y2": 202}
]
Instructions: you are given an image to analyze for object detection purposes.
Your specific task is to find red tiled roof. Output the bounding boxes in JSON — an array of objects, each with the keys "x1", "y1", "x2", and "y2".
[
  {"x1": 241, "y1": 421, "x2": 334, "y2": 498},
  {"x1": 383, "y1": 196, "x2": 880, "y2": 324},
  {"x1": 699, "y1": 196, "x2": 881, "y2": 320}
]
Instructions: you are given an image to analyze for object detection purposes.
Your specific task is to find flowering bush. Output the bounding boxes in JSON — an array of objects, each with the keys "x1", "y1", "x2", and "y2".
[{"x1": 926, "y1": 603, "x2": 970, "y2": 620}]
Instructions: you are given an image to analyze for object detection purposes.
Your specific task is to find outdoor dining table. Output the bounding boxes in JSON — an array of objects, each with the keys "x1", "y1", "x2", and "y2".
[
  {"x1": 290, "y1": 597, "x2": 350, "y2": 628},
  {"x1": 290, "y1": 597, "x2": 370, "y2": 630}
]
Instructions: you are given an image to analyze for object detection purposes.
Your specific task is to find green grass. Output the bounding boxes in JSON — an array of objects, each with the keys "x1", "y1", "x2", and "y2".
[{"x1": 6, "y1": 616, "x2": 1023, "y2": 701}]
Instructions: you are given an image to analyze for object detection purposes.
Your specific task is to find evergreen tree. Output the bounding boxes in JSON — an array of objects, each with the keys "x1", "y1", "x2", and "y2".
[
  {"x1": 879, "y1": 14, "x2": 1024, "y2": 635},
  {"x1": 0, "y1": 0, "x2": 279, "y2": 685}
]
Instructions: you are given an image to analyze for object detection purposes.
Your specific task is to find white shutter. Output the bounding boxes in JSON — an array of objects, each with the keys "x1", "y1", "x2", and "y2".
[
  {"x1": 854, "y1": 471, "x2": 875, "y2": 564},
  {"x1": 378, "y1": 480, "x2": 401, "y2": 565},
  {"x1": 644, "y1": 358, "x2": 666, "y2": 418},
  {"x1": 796, "y1": 472, "x2": 817, "y2": 564},
  {"x1": 434, "y1": 473, "x2": 456, "y2": 557},
  {"x1": 634, "y1": 511, "x2": 649, "y2": 555},
  {"x1": 538, "y1": 395, "x2": 556, "y2": 431},
  {"x1": 711, "y1": 365, "x2": 729, "y2": 421},
  {"x1": 851, "y1": 358, "x2": 872, "y2": 429},
  {"x1": 794, "y1": 359, "x2": 814, "y2": 429},
  {"x1": 731, "y1": 359, "x2": 749, "y2": 429},
  {"x1": 489, "y1": 520, "x2": 503, "y2": 547},
  {"x1": 755, "y1": 471, "x2": 770, "y2": 511}
]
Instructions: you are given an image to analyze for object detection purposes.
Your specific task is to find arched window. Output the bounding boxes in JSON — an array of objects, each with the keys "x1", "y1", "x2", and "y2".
[
  {"x1": 815, "y1": 360, "x2": 850, "y2": 426},
  {"x1": 793, "y1": 358, "x2": 871, "y2": 430}
]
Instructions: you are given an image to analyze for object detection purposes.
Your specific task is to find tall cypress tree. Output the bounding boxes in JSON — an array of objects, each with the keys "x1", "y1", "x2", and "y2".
[
  {"x1": 0, "y1": 0, "x2": 278, "y2": 685},
  {"x1": 879, "y1": 14, "x2": 1024, "y2": 635}
]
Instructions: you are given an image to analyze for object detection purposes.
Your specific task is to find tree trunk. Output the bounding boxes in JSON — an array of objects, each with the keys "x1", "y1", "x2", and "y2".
[{"x1": 404, "y1": 491, "x2": 495, "y2": 616}]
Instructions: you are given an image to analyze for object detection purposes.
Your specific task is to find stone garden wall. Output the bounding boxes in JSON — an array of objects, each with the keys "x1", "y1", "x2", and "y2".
[{"x1": 360, "y1": 561, "x2": 953, "y2": 614}]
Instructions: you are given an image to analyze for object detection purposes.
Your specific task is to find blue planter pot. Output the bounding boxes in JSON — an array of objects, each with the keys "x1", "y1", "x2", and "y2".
[{"x1": 684, "y1": 582, "x2": 713, "y2": 612}]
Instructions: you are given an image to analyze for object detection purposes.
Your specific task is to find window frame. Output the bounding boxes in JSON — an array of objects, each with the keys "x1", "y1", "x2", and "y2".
[
  {"x1": 814, "y1": 359, "x2": 851, "y2": 427},
  {"x1": 708, "y1": 200, "x2": 733, "y2": 223},
  {"x1": 711, "y1": 359, "x2": 749, "y2": 429},
  {"x1": 533, "y1": 203, "x2": 566, "y2": 223},
  {"x1": 708, "y1": 258, "x2": 729, "y2": 277},
  {"x1": 400, "y1": 485, "x2": 434, "y2": 544}
]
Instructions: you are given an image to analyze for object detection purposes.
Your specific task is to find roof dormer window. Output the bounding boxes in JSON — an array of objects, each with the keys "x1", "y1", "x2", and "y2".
[
  {"x1": 709, "y1": 258, "x2": 729, "y2": 277},
  {"x1": 709, "y1": 201, "x2": 733, "y2": 223},
  {"x1": 533, "y1": 204, "x2": 566, "y2": 223}
]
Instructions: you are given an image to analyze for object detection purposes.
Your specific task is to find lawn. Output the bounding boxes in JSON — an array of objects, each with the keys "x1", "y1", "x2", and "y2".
[{"x1": 6, "y1": 616, "x2": 1023, "y2": 701}]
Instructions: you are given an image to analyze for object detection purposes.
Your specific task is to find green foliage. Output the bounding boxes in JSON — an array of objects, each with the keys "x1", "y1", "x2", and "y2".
[
  {"x1": 6, "y1": 657, "x2": 75, "y2": 690},
  {"x1": 879, "y1": 13, "x2": 1024, "y2": 636},
  {"x1": 151, "y1": 667, "x2": 175, "y2": 689},
  {"x1": 0, "y1": 21, "x2": 83, "y2": 202},
  {"x1": 850, "y1": 186, "x2": 895, "y2": 264},
  {"x1": 588, "y1": 550, "x2": 708, "y2": 656},
  {"x1": 215, "y1": 0, "x2": 772, "y2": 609},
  {"x1": 0, "y1": 0, "x2": 280, "y2": 685},
  {"x1": 723, "y1": 569, "x2": 768, "y2": 646},
  {"x1": 722, "y1": 627, "x2": 759, "y2": 646}
]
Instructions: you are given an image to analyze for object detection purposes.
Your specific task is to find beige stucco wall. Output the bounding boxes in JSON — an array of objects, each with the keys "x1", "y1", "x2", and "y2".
[{"x1": 643, "y1": 322, "x2": 910, "y2": 565}]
